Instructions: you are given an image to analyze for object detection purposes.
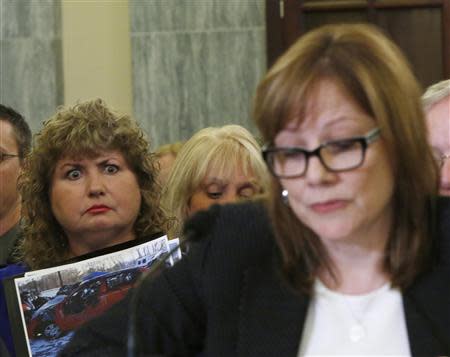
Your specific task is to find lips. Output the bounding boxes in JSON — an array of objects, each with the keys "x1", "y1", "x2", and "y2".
[
  {"x1": 86, "y1": 205, "x2": 111, "y2": 214},
  {"x1": 310, "y1": 200, "x2": 348, "y2": 214}
]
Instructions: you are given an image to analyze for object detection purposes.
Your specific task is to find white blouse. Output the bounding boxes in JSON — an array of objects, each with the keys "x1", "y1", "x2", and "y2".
[{"x1": 298, "y1": 280, "x2": 411, "y2": 356}]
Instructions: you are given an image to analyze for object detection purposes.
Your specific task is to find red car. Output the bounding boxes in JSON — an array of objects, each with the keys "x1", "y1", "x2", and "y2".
[{"x1": 26, "y1": 267, "x2": 144, "y2": 339}]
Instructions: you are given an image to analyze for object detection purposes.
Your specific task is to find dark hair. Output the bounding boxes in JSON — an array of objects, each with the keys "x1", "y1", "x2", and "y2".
[
  {"x1": 0, "y1": 104, "x2": 32, "y2": 160},
  {"x1": 253, "y1": 23, "x2": 438, "y2": 293}
]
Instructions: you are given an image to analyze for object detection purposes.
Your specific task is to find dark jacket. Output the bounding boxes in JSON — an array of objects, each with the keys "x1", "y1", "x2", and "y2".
[
  {"x1": 0, "y1": 264, "x2": 28, "y2": 357},
  {"x1": 61, "y1": 198, "x2": 450, "y2": 356}
]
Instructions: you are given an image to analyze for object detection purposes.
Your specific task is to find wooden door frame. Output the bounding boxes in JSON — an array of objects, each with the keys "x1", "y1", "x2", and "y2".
[{"x1": 266, "y1": 0, "x2": 450, "y2": 78}]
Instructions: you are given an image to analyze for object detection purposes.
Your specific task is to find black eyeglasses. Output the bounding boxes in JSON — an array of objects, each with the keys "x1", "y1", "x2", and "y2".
[
  {"x1": 262, "y1": 128, "x2": 381, "y2": 178},
  {"x1": 0, "y1": 152, "x2": 19, "y2": 164}
]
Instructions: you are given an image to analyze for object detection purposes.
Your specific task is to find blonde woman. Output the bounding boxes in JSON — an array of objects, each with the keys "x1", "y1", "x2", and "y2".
[{"x1": 162, "y1": 124, "x2": 269, "y2": 238}]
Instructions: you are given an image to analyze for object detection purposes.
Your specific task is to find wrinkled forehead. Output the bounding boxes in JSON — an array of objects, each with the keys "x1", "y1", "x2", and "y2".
[
  {"x1": 57, "y1": 148, "x2": 105, "y2": 162},
  {"x1": 54, "y1": 147, "x2": 128, "y2": 168}
]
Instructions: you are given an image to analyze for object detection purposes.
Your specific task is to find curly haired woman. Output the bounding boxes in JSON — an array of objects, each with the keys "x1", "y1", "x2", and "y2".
[
  {"x1": 18, "y1": 98, "x2": 170, "y2": 269},
  {"x1": 0, "y1": 99, "x2": 171, "y2": 357}
]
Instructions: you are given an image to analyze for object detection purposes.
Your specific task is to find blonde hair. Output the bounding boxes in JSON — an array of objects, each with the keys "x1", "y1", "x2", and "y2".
[
  {"x1": 18, "y1": 99, "x2": 170, "y2": 269},
  {"x1": 162, "y1": 125, "x2": 270, "y2": 237},
  {"x1": 422, "y1": 79, "x2": 450, "y2": 110},
  {"x1": 155, "y1": 141, "x2": 185, "y2": 158},
  {"x1": 254, "y1": 23, "x2": 439, "y2": 293}
]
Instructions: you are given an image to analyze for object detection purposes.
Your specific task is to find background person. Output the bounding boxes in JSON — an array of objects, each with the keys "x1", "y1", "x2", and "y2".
[
  {"x1": 423, "y1": 79, "x2": 450, "y2": 196},
  {"x1": 62, "y1": 24, "x2": 449, "y2": 356},
  {"x1": 154, "y1": 141, "x2": 184, "y2": 186},
  {"x1": 0, "y1": 104, "x2": 31, "y2": 265},
  {"x1": 161, "y1": 124, "x2": 269, "y2": 238},
  {"x1": 18, "y1": 98, "x2": 170, "y2": 269}
]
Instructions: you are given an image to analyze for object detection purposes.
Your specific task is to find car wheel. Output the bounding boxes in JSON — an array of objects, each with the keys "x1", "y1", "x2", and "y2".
[{"x1": 42, "y1": 322, "x2": 62, "y2": 339}]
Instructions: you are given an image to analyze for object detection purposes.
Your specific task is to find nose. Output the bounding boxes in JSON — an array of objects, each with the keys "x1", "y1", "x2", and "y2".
[
  {"x1": 304, "y1": 156, "x2": 336, "y2": 185},
  {"x1": 87, "y1": 172, "x2": 106, "y2": 197}
]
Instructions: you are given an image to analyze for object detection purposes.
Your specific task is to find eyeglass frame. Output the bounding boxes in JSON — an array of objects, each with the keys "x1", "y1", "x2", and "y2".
[
  {"x1": 434, "y1": 153, "x2": 450, "y2": 168},
  {"x1": 0, "y1": 152, "x2": 19, "y2": 164},
  {"x1": 262, "y1": 127, "x2": 381, "y2": 179}
]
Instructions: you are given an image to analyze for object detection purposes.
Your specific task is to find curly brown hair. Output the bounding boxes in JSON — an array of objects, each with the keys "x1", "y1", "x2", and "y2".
[{"x1": 18, "y1": 99, "x2": 170, "y2": 269}]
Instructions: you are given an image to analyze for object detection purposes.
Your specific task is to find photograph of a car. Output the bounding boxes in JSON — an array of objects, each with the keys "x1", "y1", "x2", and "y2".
[
  {"x1": 11, "y1": 235, "x2": 175, "y2": 357},
  {"x1": 26, "y1": 267, "x2": 144, "y2": 339}
]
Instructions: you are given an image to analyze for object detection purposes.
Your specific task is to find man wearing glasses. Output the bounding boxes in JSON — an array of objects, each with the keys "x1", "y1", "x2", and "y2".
[
  {"x1": 0, "y1": 104, "x2": 31, "y2": 265},
  {"x1": 423, "y1": 79, "x2": 450, "y2": 196}
]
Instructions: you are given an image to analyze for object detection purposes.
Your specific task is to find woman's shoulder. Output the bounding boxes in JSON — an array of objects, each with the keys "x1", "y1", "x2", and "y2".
[
  {"x1": 436, "y1": 196, "x2": 450, "y2": 265},
  {"x1": 187, "y1": 200, "x2": 272, "y2": 243},
  {"x1": 437, "y1": 196, "x2": 450, "y2": 226},
  {"x1": 0, "y1": 263, "x2": 28, "y2": 280},
  {"x1": 185, "y1": 200, "x2": 275, "y2": 270}
]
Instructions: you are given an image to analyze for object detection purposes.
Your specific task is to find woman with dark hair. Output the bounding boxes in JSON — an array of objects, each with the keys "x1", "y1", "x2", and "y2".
[{"x1": 62, "y1": 24, "x2": 450, "y2": 356}]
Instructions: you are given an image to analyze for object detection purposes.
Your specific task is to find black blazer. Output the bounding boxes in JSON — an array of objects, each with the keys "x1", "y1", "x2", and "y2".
[{"x1": 61, "y1": 198, "x2": 450, "y2": 356}]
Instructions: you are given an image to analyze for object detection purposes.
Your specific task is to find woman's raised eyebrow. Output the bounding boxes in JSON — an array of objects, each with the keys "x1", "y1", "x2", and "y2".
[
  {"x1": 58, "y1": 162, "x2": 82, "y2": 170},
  {"x1": 97, "y1": 159, "x2": 115, "y2": 166}
]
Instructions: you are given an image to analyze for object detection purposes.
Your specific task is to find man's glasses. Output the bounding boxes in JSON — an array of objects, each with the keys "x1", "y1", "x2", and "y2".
[
  {"x1": 0, "y1": 152, "x2": 19, "y2": 164},
  {"x1": 262, "y1": 128, "x2": 381, "y2": 178}
]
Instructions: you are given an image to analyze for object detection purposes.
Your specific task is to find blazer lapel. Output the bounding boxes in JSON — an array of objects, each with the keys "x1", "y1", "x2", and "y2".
[
  {"x1": 403, "y1": 267, "x2": 450, "y2": 356},
  {"x1": 237, "y1": 263, "x2": 309, "y2": 357}
]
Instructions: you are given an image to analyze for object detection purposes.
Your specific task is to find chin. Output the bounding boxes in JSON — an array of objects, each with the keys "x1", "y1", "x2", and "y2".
[
  {"x1": 302, "y1": 216, "x2": 357, "y2": 242},
  {"x1": 312, "y1": 227, "x2": 352, "y2": 242},
  {"x1": 80, "y1": 222, "x2": 120, "y2": 235}
]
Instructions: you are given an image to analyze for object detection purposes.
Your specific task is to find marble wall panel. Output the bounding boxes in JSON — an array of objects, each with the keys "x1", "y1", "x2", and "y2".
[
  {"x1": 0, "y1": 0, "x2": 63, "y2": 132},
  {"x1": 130, "y1": 0, "x2": 266, "y2": 148},
  {"x1": 131, "y1": 0, "x2": 264, "y2": 32}
]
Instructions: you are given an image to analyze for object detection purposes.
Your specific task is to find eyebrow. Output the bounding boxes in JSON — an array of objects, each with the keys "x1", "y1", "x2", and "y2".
[
  {"x1": 323, "y1": 116, "x2": 364, "y2": 129},
  {"x1": 97, "y1": 158, "x2": 117, "y2": 166},
  {"x1": 238, "y1": 182, "x2": 258, "y2": 190},
  {"x1": 56, "y1": 162, "x2": 81, "y2": 171},
  {"x1": 203, "y1": 178, "x2": 225, "y2": 186}
]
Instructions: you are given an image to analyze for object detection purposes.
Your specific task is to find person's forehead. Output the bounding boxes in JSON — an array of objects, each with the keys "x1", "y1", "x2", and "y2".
[
  {"x1": 203, "y1": 162, "x2": 255, "y2": 184},
  {"x1": 0, "y1": 119, "x2": 19, "y2": 150},
  {"x1": 426, "y1": 97, "x2": 450, "y2": 130},
  {"x1": 426, "y1": 96, "x2": 450, "y2": 148},
  {"x1": 427, "y1": 95, "x2": 450, "y2": 115},
  {"x1": 55, "y1": 149, "x2": 127, "y2": 166}
]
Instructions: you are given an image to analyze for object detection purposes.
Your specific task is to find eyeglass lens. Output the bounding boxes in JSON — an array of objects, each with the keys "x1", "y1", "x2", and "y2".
[{"x1": 272, "y1": 140, "x2": 364, "y2": 177}]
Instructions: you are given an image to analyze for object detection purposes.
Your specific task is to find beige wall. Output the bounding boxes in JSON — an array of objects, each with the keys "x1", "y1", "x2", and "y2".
[{"x1": 61, "y1": 0, "x2": 133, "y2": 114}]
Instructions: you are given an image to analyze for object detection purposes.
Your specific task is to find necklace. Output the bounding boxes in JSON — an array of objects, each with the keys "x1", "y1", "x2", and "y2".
[{"x1": 316, "y1": 280, "x2": 390, "y2": 342}]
